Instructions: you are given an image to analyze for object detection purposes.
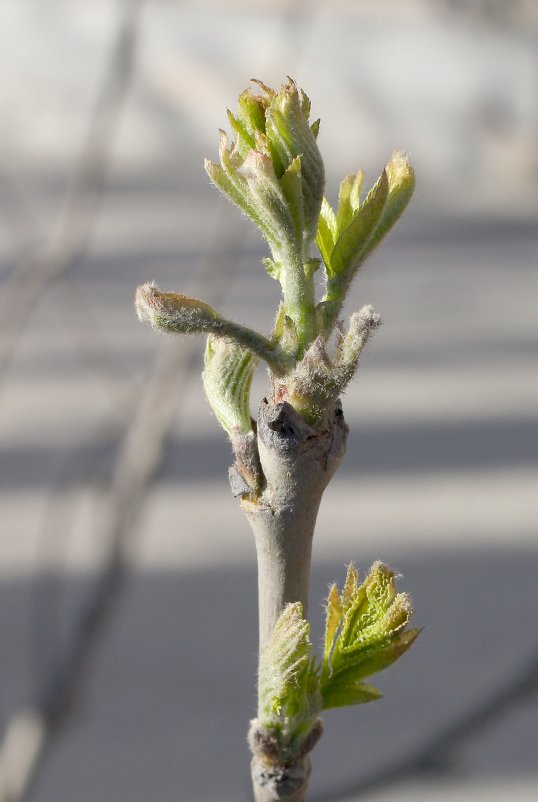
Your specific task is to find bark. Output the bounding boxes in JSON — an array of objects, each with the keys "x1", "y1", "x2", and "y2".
[
  {"x1": 233, "y1": 398, "x2": 348, "y2": 802},
  {"x1": 241, "y1": 399, "x2": 348, "y2": 649},
  {"x1": 251, "y1": 755, "x2": 311, "y2": 802}
]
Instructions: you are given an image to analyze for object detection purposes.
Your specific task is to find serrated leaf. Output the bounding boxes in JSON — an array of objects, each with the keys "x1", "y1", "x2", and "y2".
[
  {"x1": 341, "y1": 563, "x2": 360, "y2": 612},
  {"x1": 323, "y1": 563, "x2": 419, "y2": 694},
  {"x1": 363, "y1": 561, "x2": 397, "y2": 614},
  {"x1": 330, "y1": 170, "x2": 389, "y2": 276},
  {"x1": 335, "y1": 628, "x2": 422, "y2": 683},
  {"x1": 258, "y1": 603, "x2": 321, "y2": 726},
  {"x1": 321, "y1": 678, "x2": 382, "y2": 710},
  {"x1": 323, "y1": 583, "x2": 343, "y2": 671}
]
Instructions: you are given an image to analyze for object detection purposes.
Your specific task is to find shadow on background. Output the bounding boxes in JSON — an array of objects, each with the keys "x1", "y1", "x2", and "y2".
[{"x1": 1, "y1": 549, "x2": 536, "y2": 802}]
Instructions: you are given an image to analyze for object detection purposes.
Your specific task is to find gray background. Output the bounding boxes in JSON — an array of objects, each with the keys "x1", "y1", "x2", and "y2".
[{"x1": 0, "y1": 1, "x2": 537, "y2": 800}]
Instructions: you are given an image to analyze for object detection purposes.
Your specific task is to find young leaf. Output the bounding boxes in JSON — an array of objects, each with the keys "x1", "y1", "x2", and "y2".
[
  {"x1": 322, "y1": 678, "x2": 382, "y2": 710},
  {"x1": 227, "y1": 108, "x2": 256, "y2": 154},
  {"x1": 204, "y1": 158, "x2": 276, "y2": 245},
  {"x1": 258, "y1": 602, "x2": 320, "y2": 725},
  {"x1": 323, "y1": 583, "x2": 343, "y2": 672},
  {"x1": 332, "y1": 628, "x2": 421, "y2": 684},
  {"x1": 321, "y1": 563, "x2": 419, "y2": 708},
  {"x1": 316, "y1": 197, "x2": 337, "y2": 276},
  {"x1": 336, "y1": 170, "x2": 364, "y2": 232},
  {"x1": 341, "y1": 563, "x2": 360, "y2": 612},
  {"x1": 264, "y1": 79, "x2": 324, "y2": 245},
  {"x1": 239, "y1": 149, "x2": 297, "y2": 254},
  {"x1": 330, "y1": 169, "x2": 389, "y2": 276},
  {"x1": 237, "y1": 89, "x2": 268, "y2": 137},
  {"x1": 360, "y1": 151, "x2": 415, "y2": 260},
  {"x1": 280, "y1": 155, "x2": 305, "y2": 250},
  {"x1": 203, "y1": 337, "x2": 257, "y2": 437}
]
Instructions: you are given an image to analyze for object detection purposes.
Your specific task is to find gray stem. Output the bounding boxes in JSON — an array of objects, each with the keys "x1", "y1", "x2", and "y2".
[
  {"x1": 242, "y1": 399, "x2": 348, "y2": 650},
  {"x1": 235, "y1": 398, "x2": 348, "y2": 802},
  {"x1": 251, "y1": 755, "x2": 311, "y2": 802}
]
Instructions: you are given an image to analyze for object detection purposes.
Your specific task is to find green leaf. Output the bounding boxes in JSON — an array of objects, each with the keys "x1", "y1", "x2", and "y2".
[
  {"x1": 272, "y1": 304, "x2": 298, "y2": 356},
  {"x1": 336, "y1": 171, "x2": 364, "y2": 232},
  {"x1": 240, "y1": 149, "x2": 297, "y2": 256},
  {"x1": 202, "y1": 336, "x2": 257, "y2": 437},
  {"x1": 237, "y1": 89, "x2": 267, "y2": 136},
  {"x1": 323, "y1": 583, "x2": 343, "y2": 672},
  {"x1": 360, "y1": 151, "x2": 415, "y2": 260},
  {"x1": 335, "y1": 628, "x2": 422, "y2": 683},
  {"x1": 322, "y1": 678, "x2": 382, "y2": 710},
  {"x1": 330, "y1": 169, "x2": 389, "y2": 276},
  {"x1": 258, "y1": 603, "x2": 321, "y2": 725},
  {"x1": 264, "y1": 79, "x2": 324, "y2": 244},
  {"x1": 280, "y1": 155, "x2": 305, "y2": 248},
  {"x1": 227, "y1": 108, "x2": 256, "y2": 154},
  {"x1": 204, "y1": 158, "x2": 275, "y2": 245},
  {"x1": 321, "y1": 563, "x2": 419, "y2": 699},
  {"x1": 316, "y1": 198, "x2": 337, "y2": 276},
  {"x1": 300, "y1": 88, "x2": 311, "y2": 118},
  {"x1": 349, "y1": 169, "x2": 363, "y2": 213},
  {"x1": 341, "y1": 563, "x2": 360, "y2": 612}
]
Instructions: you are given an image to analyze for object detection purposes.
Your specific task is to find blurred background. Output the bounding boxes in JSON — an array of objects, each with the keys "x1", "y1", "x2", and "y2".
[{"x1": 0, "y1": 1, "x2": 537, "y2": 800}]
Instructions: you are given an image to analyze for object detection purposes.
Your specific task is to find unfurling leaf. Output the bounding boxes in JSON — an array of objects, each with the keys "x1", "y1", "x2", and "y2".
[
  {"x1": 254, "y1": 602, "x2": 323, "y2": 764},
  {"x1": 321, "y1": 678, "x2": 382, "y2": 710},
  {"x1": 320, "y1": 562, "x2": 420, "y2": 710},
  {"x1": 336, "y1": 170, "x2": 364, "y2": 232},
  {"x1": 316, "y1": 197, "x2": 338, "y2": 275},
  {"x1": 360, "y1": 151, "x2": 415, "y2": 260},
  {"x1": 205, "y1": 78, "x2": 324, "y2": 266},
  {"x1": 329, "y1": 169, "x2": 389, "y2": 276},
  {"x1": 203, "y1": 337, "x2": 257, "y2": 437},
  {"x1": 258, "y1": 602, "x2": 319, "y2": 724},
  {"x1": 323, "y1": 583, "x2": 342, "y2": 672}
]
